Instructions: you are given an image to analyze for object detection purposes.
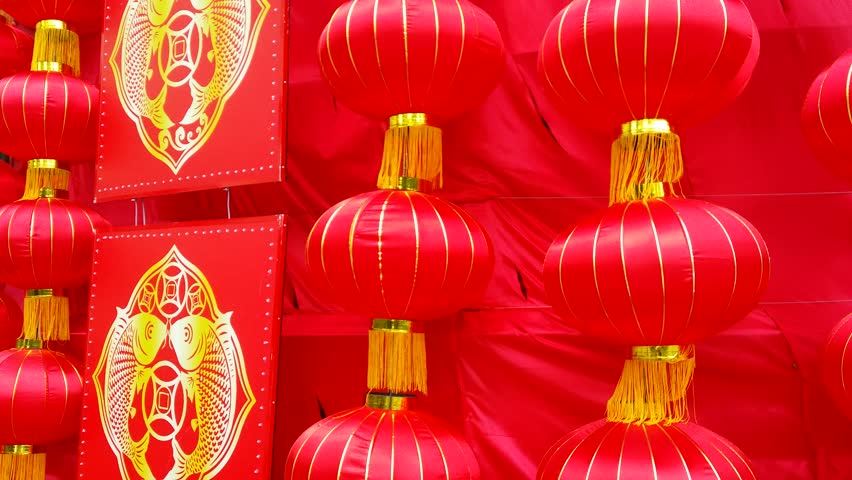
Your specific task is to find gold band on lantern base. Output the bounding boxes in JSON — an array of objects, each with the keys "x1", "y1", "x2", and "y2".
[
  {"x1": 365, "y1": 393, "x2": 412, "y2": 411},
  {"x1": 389, "y1": 113, "x2": 428, "y2": 128},
  {"x1": 621, "y1": 118, "x2": 671, "y2": 135},
  {"x1": 1, "y1": 445, "x2": 36, "y2": 455},
  {"x1": 632, "y1": 345, "x2": 682, "y2": 361}
]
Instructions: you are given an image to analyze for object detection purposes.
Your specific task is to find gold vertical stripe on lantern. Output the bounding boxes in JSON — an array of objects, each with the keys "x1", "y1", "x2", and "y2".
[
  {"x1": 0, "y1": 445, "x2": 45, "y2": 480},
  {"x1": 605, "y1": 345, "x2": 696, "y2": 425},
  {"x1": 31, "y1": 20, "x2": 80, "y2": 78},
  {"x1": 23, "y1": 160, "x2": 69, "y2": 200},
  {"x1": 610, "y1": 119, "x2": 683, "y2": 205},
  {"x1": 378, "y1": 113, "x2": 443, "y2": 192},
  {"x1": 368, "y1": 319, "x2": 427, "y2": 395}
]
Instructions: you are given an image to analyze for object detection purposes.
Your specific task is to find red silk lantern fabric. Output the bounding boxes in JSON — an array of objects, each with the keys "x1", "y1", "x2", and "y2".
[
  {"x1": 0, "y1": 161, "x2": 23, "y2": 204},
  {"x1": 318, "y1": 0, "x2": 505, "y2": 123},
  {"x1": 801, "y1": 49, "x2": 852, "y2": 181},
  {"x1": 0, "y1": 347, "x2": 83, "y2": 446},
  {"x1": 0, "y1": 197, "x2": 107, "y2": 289},
  {"x1": 538, "y1": 0, "x2": 759, "y2": 133},
  {"x1": 822, "y1": 313, "x2": 852, "y2": 420},
  {"x1": 537, "y1": 419, "x2": 756, "y2": 480},
  {"x1": 306, "y1": 190, "x2": 494, "y2": 321},
  {"x1": 0, "y1": 0, "x2": 103, "y2": 33},
  {"x1": 286, "y1": 403, "x2": 479, "y2": 479},
  {"x1": 0, "y1": 71, "x2": 98, "y2": 164},
  {"x1": 543, "y1": 197, "x2": 769, "y2": 346},
  {"x1": 0, "y1": 20, "x2": 32, "y2": 78},
  {"x1": 0, "y1": 290, "x2": 22, "y2": 350}
]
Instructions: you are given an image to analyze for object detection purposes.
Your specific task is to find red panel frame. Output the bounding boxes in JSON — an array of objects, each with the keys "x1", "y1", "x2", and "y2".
[
  {"x1": 77, "y1": 215, "x2": 286, "y2": 479},
  {"x1": 95, "y1": 0, "x2": 288, "y2": 201}
]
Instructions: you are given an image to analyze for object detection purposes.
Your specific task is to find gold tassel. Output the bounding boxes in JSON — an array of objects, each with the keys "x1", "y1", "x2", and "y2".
[
  {"x1": 31, "y1": 20, "x2": 80, "y2": 77},
  {"x1": 23, "y1": 160, "x2": 69, "y2": 200},
  {"x1": 367, "y1": 319, "x2": 427, "y2": 395},
  {"x1": 610, "y1": 119, "x2": 683, "y2": 205},
  {"x1": 378, "y1": 113, "x2": 443, "y2": 192},
  {"x1": 606, "y1": 345, "x2": 695, "y2": 425},
  {"x1": 0, "y1": 446, "x2": 46, "y2": 480},
  {"x1": 23, "y1": 290, "x2": 69, "y2": 342}
]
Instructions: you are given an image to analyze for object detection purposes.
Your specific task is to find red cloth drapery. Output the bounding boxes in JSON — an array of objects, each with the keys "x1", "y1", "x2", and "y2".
[{"x1": 47, "y1": 0, "x2": 852, "y2": 478}]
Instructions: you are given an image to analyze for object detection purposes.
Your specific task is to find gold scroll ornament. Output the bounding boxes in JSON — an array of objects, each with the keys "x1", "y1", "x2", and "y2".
[
  {"x1": 93, "y1": 246, "x2": 254, "y2": 480},
  {"x1": 110, "y1": 0, "x2": 270, "y2": 173}
]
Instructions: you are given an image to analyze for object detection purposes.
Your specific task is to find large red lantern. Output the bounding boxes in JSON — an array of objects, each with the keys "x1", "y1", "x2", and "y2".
[
  {"x1": 544, "y1": 197, "x2": 769, "y2": 346},
  {"x1": 537, "y1": 419, "x2": 756, "y2": 480},
  {"x1": 539, "y1": 0, "x2": 759, "y2": 204},
  {"x1": 307, "y1": 189, "x2": 494, "y2": 322},
  {"x1": 0, "y1": 72, "x2": 98, "y2": 164},
  {"x1": 319, "y1": 0, "x2": 505, "y2": 190},
  {"x1": 0, "y1": 194, "x2": 107, "y2": 341},
  {"x1": 822, "y1": 313, "x2": 852, "y2": 420},
  {"x1": 306, "y1": 189, "x2": 493, "y2": 394},
  {"x1": 0, "y1": 17, "x2": 33, "y2": 78},
  {"x1": 286, "y1": 394, "x2": 479, "y2": 479},
  {"x1": 802, "y1": 50, "x2": 852, "y2": 181},
  {"x1": 543, "y1": 196, "x2": 769, "y2": 424},
  {"x1": 0, "y1": 344, "x2": 83, "y2": 479}
]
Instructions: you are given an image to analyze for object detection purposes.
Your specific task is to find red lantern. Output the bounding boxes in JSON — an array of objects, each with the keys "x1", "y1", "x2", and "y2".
[
  {"x1": 318, "y1": 0, "x2": 505, "y2": 190},
  {"x1": 0, "y1": 346, "x2": 82, "y2": 446},
  {"x1": 543, "y1": 197, "x2": 769, "y2": 346},
  {"x1": 286, "y1": 394, "x2": 479, "y2": 479},
  {"x1": 802, "y1": 50, "x2": 852, "y2": 181},
  {"x1": 0, "y1": 1, "x2": 103, "y2": 33},
  {"x1": 538, "y1": 0, "x2": 759, "y2": 204},
  {"x1": 0, "y1": 196, "x2": 106, "y2": 289},
  {"x1": 537, "y1": 419, "x2": 756, "y2": 480},
  {"x1": 0, "y1": 345, "x2": 82, "y2": 479},
  {"x1": 306, "y1": 189, "x2": 493, "y2": 322},
  {"x1": 0, "y1": 72, "x2": 98, "y2": 164},
  {"x1": 0, "y1": 18, "x2": 33, "y2": 78},
  {"x1": 822, "y1": 313, "x2": 852, "y2": 420}
]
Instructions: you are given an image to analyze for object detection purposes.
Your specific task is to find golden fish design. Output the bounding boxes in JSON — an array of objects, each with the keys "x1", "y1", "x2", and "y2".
[
  {"x1": 110, "y1": 0, "x2": 270, "y2": 173},
  {"x1": 93, "y1": 246, "x2": 255, "y2": 480}
]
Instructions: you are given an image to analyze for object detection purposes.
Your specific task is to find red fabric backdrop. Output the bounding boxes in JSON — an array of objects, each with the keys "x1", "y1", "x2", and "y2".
[{"x1": 37, "y1": 0, "x2": 852, "y2": 478}]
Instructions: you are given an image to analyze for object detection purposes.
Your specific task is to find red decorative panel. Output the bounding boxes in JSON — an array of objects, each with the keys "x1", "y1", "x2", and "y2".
[
  {"x1": 77, "y1": 216, "x2": 287, "y2": 480},
  {"x1": 95, "y1": 0, "x2": 288, "y2": 201}
]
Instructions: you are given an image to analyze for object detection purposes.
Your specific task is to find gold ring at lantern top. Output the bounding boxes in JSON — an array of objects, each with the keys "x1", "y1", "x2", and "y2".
[
  {"x1": 389, "y1": 113, "x2": 429, "y2": 128},
  {"x1": 1, "y1": 445, "x2": 37, "y2": 455},
  {"x1": 28, "y1": 159, "x2": 60, "y2": 170},
  {"x1": 632, "y1": 345, "x2": 681, "y2": 361},
  {"x1": 381, "y1": 176, "x2": 431, "y2": 193},
  {"x1": 37, "y1": 188, "x2": 56, "y2": 199},
  {"x1": 366, "y1": 393, "x2": 412, "y2": 411},
  {"x1": 622, "y1": 118, "x2": 672, "y2": 135},
  {"x1": 16, "y1": 339, "x2": 44, "y2": 350},
  {"x1": 31, "y1": 61, "x2": 75, "y2": 75},
  {"x1": 631, "y1": 182, "x2": 666, "y2": 199}
]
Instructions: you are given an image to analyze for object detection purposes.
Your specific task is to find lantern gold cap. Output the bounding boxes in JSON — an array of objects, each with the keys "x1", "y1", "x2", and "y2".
[
  {"x1": 16, "y1": 339, "x2": 43, "y2": 350},
  {"x1": 366, "y1": 393, "x2": 413, "y2": 411},
  {"x1": 621, "y1": 118, "x2": 672, "y2": 135}
]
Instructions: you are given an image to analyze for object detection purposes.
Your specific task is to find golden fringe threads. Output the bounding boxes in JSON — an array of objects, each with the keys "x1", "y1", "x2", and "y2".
[
  {"x1": 0, "y1": 447, "x2": 46, "y2": 480},
  {"x1": 23, "y1": 291, "x2": 69, "y2": 342},
  {"x1": 23, "y1": 160, "x2": 69, "y2": 200},
  {"x1": 606, "y1": 345, "x2": 695, "y2": 425},
  {"x1": 610, "y1": 119, "x2": 683, "y2": 205},
  {"x1": 378, "y1": 113, "x2": 443, "y2": 192},
  {"x1": 367, "y1": 319, "x2": 427, "y2": 395},
  {"x1": 31, "y1": 20, "x2": 80, "y2": 77}
]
